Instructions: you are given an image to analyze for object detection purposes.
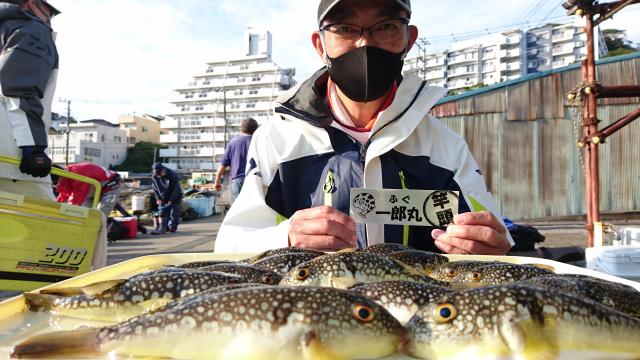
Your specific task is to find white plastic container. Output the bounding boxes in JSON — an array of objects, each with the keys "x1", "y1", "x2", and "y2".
[
  {"x1": 131, "y1": 195, "x2": 146, "y2": 212},
  {"x1": 585, "y1": 245, "x2": 640, "y2": 282},
  {"x1": 613, "y1": 226, "x2": 640, "y2": 247}
]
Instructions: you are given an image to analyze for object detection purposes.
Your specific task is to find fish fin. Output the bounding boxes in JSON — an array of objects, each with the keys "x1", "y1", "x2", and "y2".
[
  {"x1": 10, "y1": 327, "x2": 101, "y2": 358},
  {"x1": 499, "y1": 317, "x2": 558, "y2": 360},
  {"x1": 137, "y1": 298, "x2": 175, "y2": 313},
  {"x1": 330, "y1": 276, "x2": 359, "y2": 289},
  {"x1": 301, "y1": 330, "x2": 339, "y2": 360},
  {"x1": 39, "y1": 279, "x2": 126, "y2": 297},
  {"x1": 528, "y1": 263, "x2": 556, "y2": 272},
  {"x1": 23, "y1": 292, "x2": 58, "y2": 312},
  {"x1": 79, "y1": 279, "x2": 128, "y2": 296}
]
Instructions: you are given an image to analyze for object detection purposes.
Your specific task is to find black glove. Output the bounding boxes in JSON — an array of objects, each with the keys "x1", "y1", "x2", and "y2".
[{"x1": 19, "y1": 146, "x2": 52, "y2": 178}]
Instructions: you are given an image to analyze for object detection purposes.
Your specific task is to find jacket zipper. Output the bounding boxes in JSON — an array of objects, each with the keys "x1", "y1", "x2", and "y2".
[{"x1": 399, "y1": 170, "x2": 409, "y2": 246}]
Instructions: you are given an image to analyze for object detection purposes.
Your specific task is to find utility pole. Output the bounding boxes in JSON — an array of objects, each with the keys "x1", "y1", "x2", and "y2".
[
  {"x1": 59, "y1": 98, "x2": 71, "y2": 166},
  {"x1": 414, "y1": 38, "x2": 430, "y2": 80},
  {"x1": 222, "y1": 88, "x2": 228, "y2": 149}
]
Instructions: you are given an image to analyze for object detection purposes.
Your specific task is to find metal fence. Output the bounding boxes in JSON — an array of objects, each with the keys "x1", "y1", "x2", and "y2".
[{"x1": 431, "y1": 53, "x2": 640, "y2": 220}]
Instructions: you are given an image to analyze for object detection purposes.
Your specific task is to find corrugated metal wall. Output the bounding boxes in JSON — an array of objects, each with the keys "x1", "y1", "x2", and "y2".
[{"x1": 431, "y1": 54, "x2": 640, "y2": 220}]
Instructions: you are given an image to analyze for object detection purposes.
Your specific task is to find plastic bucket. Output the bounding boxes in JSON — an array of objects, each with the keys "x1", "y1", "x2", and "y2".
[{"x1": 131, "y1": 195, "x2": 146, "y2": 212}]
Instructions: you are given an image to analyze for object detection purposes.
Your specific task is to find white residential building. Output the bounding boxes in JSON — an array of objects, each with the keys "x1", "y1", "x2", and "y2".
[
  {"x1": 404, "y1": 21, "x2": 606, "y2": 92},
  {"x1": 47, "y1": 119, "x2": 128, "y2": 168},
  {"x1": 161, "y1": 28, "x2": 295, "y2": 174}
]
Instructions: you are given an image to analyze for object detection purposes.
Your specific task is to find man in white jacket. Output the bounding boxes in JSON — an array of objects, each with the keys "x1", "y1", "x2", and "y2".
[
  {"x1": 0, "y1": 0, "x2": 60, "y2": 200},
  {"x1": 216, "y1": 0, "x2": 512, "y2": 255}
]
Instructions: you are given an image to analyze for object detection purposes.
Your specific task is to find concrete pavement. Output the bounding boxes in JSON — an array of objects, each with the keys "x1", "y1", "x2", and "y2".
[{"x1": 106, "y1": 214, "x2": 222, "y2": 266}]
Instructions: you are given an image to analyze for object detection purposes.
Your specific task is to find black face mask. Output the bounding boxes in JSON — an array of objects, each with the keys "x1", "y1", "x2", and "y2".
[{"x1": 327, "y1": 46, "x2": 405, "y2": 102}]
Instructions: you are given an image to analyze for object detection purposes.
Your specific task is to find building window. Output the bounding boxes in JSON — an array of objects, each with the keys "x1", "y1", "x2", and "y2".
[
  {"x1": 234, "y1": 89, "x2": 243, "y2": 96},
  {"x1": 101, "y1": 134, "x2": 105, "y2": 142},
  {"x1": 240, "y1": 64, "x2": 249, "y2": 70},
  {"x1": 249, "y1": 89, "x2": 258, "y2": 95},
  {"x1": 195, "y1": 105, "x2": 204, "y2": 111},
  {"x1": 199, "y1": 91, "x2": 208, "y2": 98},
  {"x1": 251, "y1": 76, "x2": 262, "y2": 82},
  {"x1": 206, "y1": 66, "x2": 214, "y2": 73},
  {"x1": 129, "y1": 137, "x2": 136, "y2": 144},
  {"x1": 114, "y1": 136, "x2": 122, "y2": 143},
  {"x1": 84, "y1": 148, "x2": 101, "y2": 157},
  {"x1": 142, "y1": 127, "x2": 149, "y2": 133},
  {"x1": 237, "y1": 77, "x2": 246, "y2": 83},
  {"x1": 203, "y1": 80, "x2": 210, "y2": 85},
  {"x1": 185, "y1": 92, "x2": 194, "y2": 99}
]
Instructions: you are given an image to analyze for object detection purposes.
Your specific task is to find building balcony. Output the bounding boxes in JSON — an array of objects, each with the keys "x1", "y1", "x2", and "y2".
[
  {"x1": 159, "y1": 148, "x2": 177, "y2": 157},
  {"x1": 500, "y1": 49, "x2": 520, "y2": 58},
  {"x1": 160, "y1": 134, "x2": 179, "y2": 143},
  {"x1": 500, "y1": 62, "x2": 521, "y2": 72},
  {"x1": 199, "y1": 162, "x2": 215, "y2": 170},
  {"x1": 447, "y1": 56, "x2": 477, "y2": 65},
  {"x1": 177, "y1": 148, "x2": 215, "y2": 157},
  {"x1": 552, "y1": 46, "x2": 574, "y2": 56},
  {"x1": 500, "y1": 36, "x2": 520, "y2": 46},
  {"x1": 425, "y1": 72, "x2": 446, "y2": 80},
  {"x1": 160, "y1": 119, "x2": 179, "y2": 129},
  {"x1": 178, "y1": 133, "x2": 215, "y2": 143},
  {"x1": 482, "y1": 65, "x2": 497, "y2": 73},
  {"x1": 202, "y1": 62, "x2": 279, "y2": 77},
  {"x1": 552, "y1": 33, "x2": 575, "y2": 43},
  {"x1": 447, "y1": 67, "x2": 477, "y2": 77}
]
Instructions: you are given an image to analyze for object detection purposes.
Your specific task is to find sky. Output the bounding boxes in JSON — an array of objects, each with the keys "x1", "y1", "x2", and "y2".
[{"x1": 49, "y1": 0, "x2": 640, "y2": 123}]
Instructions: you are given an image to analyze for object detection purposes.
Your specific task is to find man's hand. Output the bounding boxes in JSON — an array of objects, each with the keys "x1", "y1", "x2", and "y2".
[
  {"x1": 432, "y1": 211, "x2": 511, "y2": 255},
  {"x1": 214, "y1": 182, "x2": 222, "y2": 192},
  {"x1": 19, "y1": 146, "x2": 52, "y2": 178},
  {"x1": 289, "y1": 206, "x2": 357, "y2": 251}
]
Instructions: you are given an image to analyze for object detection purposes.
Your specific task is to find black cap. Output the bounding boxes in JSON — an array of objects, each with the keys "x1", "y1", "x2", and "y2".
[
  {"x1": 317, "y1": 0, "x2": 411, "y2": 25},
  {"x1": 152, "y1": 162, "x2": 164, "y2": 172},
  {"x1": 41, "y1": 0, "x2": 61, "y2": 16}
]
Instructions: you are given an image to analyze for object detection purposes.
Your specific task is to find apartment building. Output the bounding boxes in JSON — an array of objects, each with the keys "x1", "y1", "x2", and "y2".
[
  {"x1": 160, "y1": 28, "x2": 295, "y2": 174},
  {"x1": 47, "y1": 119, "x2": 128, "y2": 168},
  {"x1": 404, "y1": 21, "x2": 606, "y2": 92},
  {"x1": 117, "y1": 114, "x2": 162, "y2": 146}
]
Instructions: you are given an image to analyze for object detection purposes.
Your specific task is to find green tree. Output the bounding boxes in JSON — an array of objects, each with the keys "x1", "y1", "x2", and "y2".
[
  {"x1": 112, "y1": 141, "x2": 165, "y2": 173},
  {"x1": 603, "y1": 29, "x2": 638, "y2": 58}
]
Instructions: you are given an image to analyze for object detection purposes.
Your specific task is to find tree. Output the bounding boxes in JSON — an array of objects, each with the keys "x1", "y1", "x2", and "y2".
[
  {"x1": 112, "y1": 141, "x2": 165, "y2": 173},
  {"x1": 603, "y1": 29, "x2": 638, "y2": 58}
]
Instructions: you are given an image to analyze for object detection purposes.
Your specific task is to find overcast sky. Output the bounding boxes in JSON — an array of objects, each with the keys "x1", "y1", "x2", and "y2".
[{"x1": 49, "y1": 0, "x2": 639, "y2": 122}]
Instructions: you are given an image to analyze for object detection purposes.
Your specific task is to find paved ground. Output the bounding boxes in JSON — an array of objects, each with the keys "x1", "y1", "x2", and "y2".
[{"x1": 106, "y1": 214, "x2": 220, "y2": 265}]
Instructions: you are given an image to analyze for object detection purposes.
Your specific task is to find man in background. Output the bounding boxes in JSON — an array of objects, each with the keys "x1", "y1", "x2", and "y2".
[
  {"x1": 0, "y1": 0, "x2": 60, "y2": 199},
  {"x1": 151, "y1": 162, "x2": 182, "y2": 234},
  {"x1": 214, "y1": 117, "x2": 258, "y2": 201}
]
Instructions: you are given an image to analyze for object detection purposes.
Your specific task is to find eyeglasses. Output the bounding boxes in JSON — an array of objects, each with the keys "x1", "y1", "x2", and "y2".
[{"x1": 320, "y1": 17, "x2": 409, "y2": 45}]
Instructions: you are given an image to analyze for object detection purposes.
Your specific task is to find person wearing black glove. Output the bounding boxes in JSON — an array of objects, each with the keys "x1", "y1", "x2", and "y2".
[
  {"x1": 19, "y1": 146, "x2": 52, "y2": 178},
  {"x1": 0, "y1": 0, "x2": 60, "y2": 199}
]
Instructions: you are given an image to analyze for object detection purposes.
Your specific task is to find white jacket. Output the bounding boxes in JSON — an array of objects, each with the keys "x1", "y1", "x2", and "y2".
[{"x1": 215, "y1": 70, "x2": 512, "y2": 253}]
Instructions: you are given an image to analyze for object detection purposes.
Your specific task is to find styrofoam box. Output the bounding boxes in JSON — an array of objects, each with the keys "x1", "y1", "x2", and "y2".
[
  {"x1": 1, "y1": 253, "x2": 639, "y2": 360},
  {"x1": 183, "y1": 197, "x2": 215, "y2": 217},
  {"x1": 586, "y1": 245, "x2": 640, "y2": 282}
]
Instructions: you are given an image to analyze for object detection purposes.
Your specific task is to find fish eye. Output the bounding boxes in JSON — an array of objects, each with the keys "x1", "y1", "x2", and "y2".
[
  {"x1": 470, "y1": 272, "x2": 482, "y2": 281},
  {"x1": 353, "y1": 304, "x2": 375, "y2": 322},
  {"x1": 295, "y1": 268, "x2": 310, "y2": 280},
  {"x1": 446, "y1": 269, "x2": 456, "y2": 277},
  {"x1": 262, "y1": 275, "x2": 273, "y2": 284},
  {"x1": 433, "y1": 303, "x2": 458, "y2": 324}
]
